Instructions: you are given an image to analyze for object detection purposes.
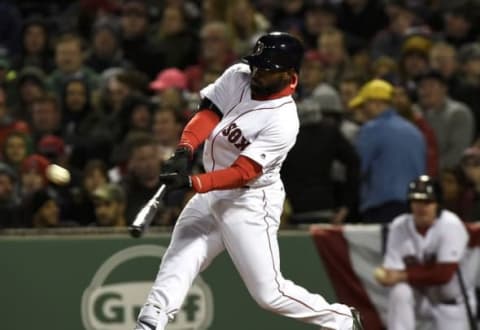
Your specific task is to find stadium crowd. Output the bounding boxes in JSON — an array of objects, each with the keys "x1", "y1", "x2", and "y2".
[{"x1": 1, "y1": 0, "x2": 480, "y2": 229}]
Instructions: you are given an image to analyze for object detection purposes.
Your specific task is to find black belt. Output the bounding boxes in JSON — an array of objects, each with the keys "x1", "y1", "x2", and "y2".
[{"x1": 439, "y1": 299, "x2": 458, "y2": 305}]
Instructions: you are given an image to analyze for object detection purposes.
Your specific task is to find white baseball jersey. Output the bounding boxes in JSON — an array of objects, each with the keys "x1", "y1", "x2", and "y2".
[
  {"x1": 136, "y1": 62, "x2": 359, "y2": 330},
  {"x1": 200, "y1": 63, "x2": 299, "y2": 188},
  {"x1": 384, "y1": 209, "x2": 469, "y2": 301}
]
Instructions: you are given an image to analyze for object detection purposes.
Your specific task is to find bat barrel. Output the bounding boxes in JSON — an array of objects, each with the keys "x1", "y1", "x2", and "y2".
[{"x1": 128, "y1": 184, "x2": 167, "y2": 238}]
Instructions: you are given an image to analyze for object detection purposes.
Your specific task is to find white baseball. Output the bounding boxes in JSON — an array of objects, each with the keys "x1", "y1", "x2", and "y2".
[
  {"x1": 374, "y1": 267, "x2": 387, "y2": 282},
  {"x1": 46, "y1": 164, "x2": 71, "y2": 185}
]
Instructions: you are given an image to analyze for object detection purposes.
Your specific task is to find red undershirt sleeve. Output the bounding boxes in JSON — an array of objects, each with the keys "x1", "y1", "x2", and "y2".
[
  {"x1": 190, "y1": 156, "x2": 262, "y2": 193},
  {"x1": 178, "y1": 109, "x2": 221, "y2": 153},
  {"x1": 406, "y1": 262, "x2": 458, "y2": 286}
]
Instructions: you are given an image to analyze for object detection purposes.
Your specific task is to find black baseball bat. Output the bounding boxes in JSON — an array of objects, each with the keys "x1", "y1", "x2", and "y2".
[
  {"x1": 128, "y1": 184, "x2": 167, "y2": 238},
  {"x1": 457, "y1": 267, "x2": 478, "y2": 330}
]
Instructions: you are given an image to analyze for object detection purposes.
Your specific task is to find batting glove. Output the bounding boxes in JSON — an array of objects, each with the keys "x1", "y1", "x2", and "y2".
[
  {"x1": 161, "y1": 146, "x2": 191, "y2": 175},
  {"x1": 159, "y1": 172, "x2": 192, "y2": 191}
]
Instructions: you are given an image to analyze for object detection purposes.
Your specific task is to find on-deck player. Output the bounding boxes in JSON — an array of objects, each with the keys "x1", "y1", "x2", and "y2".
[
  {"x1": 134, "y1": 32, "x2": 363, "y2": 330},
  {"x1": 375, "y1": 175, "x2": 477, "y2": 330}
]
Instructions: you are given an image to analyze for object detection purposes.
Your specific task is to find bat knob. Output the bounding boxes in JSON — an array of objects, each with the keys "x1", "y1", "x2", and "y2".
[{"x1": 128, "y1": 225, "x2": 143, "y2": 238}]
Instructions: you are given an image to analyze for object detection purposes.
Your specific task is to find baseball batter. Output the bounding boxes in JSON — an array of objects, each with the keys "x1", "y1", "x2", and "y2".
[
  {"x1": 375, "y1": 175, "x2": 477, "y2": 330},
  {"x1": 134, "y1": 32, "x2": 362, "y2": 330}
]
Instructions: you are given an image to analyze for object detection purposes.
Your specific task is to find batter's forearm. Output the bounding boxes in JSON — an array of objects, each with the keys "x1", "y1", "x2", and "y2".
[{"x1": 179, "y1": 109, "x2": 220, "y2": 152}]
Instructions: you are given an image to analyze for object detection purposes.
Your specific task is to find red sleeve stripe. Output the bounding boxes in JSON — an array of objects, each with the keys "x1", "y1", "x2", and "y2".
[{"x1": 191, "y1": 156, "x2": 262, "y2": 193}]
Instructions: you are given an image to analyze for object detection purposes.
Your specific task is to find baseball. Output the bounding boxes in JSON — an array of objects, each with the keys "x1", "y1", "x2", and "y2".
[
  {"x1": 46, "y1": 164, "x2": 71, "y2": 185},
  {"x1": 374, "y1": 267, "x2": 387, "y2": 282}
]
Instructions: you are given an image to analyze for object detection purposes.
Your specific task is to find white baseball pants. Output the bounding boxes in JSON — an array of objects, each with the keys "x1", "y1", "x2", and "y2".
[
  {"x1": 137, "y1": 182, "x2": 354, "y2": 330},
  {"x1": 387, "y1": 282, "x2": 475, "y2": 330}
]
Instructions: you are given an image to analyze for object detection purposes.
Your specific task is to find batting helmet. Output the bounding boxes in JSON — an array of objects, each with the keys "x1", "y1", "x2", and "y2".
[
  {"x1": 407, "y1": 175, "x2": 443, "y2": 204},
  {"x1": 243, "y1": 32, "x2": 304, "y2": 73}
]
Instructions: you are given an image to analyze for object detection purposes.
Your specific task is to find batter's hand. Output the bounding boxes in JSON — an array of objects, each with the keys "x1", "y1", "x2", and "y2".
[
  {"x1": 160, "y1": 172, "x2": 192, "y2": 191},
  {"x1": 162, "y1": 147, "x2": 191, "y2": 175}
]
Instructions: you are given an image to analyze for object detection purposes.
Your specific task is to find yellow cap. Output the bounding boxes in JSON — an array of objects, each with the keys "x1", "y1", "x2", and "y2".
[
  {"x1": 348, "y1": 79, "x2": 393, "y2": 108},
  {"x1": 401, "y1": 35, "x2": 432, "y2": 55}
]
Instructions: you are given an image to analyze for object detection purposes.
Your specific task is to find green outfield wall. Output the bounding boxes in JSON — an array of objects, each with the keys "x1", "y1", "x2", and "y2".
[{"x1": 0, "y1": 230, "x2": 335, "y2": 330}]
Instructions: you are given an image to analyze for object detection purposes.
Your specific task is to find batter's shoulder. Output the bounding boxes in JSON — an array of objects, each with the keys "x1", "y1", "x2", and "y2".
[{"x1": 226, "y1": 62, "x2": 251, "y2": 76}]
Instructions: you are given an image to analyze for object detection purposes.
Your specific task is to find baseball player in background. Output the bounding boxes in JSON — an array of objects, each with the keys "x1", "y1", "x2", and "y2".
[
  {"x1": 134, "y1": 32, "x2": 363, "y2": 330},
  {"x1": 375, "y1": 175, "x2": 477, "y2": 330}
]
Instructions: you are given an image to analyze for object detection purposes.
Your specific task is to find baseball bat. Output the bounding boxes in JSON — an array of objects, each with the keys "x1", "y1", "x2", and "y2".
[{"x1": 128, "y1": 184, "x2": 167, "y2": 238}]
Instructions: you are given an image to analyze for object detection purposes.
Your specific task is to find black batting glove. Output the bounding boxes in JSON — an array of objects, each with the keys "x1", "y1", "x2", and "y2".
[
  {"x1": 160, "y1": 172, "x2": 192, "y2": 191},
  {"x1": 161, "y1": 147, "x2": 191, "y2": 175}
]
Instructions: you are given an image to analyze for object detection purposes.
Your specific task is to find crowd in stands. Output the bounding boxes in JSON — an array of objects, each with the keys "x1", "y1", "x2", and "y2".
[{"x1": 2, "y1": 0, "x2": 480, "y2": 229}]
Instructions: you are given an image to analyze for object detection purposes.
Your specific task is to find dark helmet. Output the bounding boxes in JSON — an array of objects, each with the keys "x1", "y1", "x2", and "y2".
[
  {"x1": 407, "y1": 175, "x2": 443, "y2": 204},
  {"x1": 243, "y1": 32, "x2": 304, "y2": 73}
]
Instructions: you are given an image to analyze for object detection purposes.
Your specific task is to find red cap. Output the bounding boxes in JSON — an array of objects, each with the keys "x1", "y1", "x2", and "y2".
[
  {"x1": 149, "y1": 68, "x2": 187, "y2": 92},
  {"x1": 37, "y1": 135, "x2": 65, "y2": 158},
  {"x1": 21, "y1": 154, "x2": 50, "y2": 177}
]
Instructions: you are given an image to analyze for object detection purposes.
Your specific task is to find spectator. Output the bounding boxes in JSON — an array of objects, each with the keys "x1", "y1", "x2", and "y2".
[
  {"x1": 339, "y1": 73, "x2": 367, "y2": 128},
  {"x1": 392, "y1": 84, "x2": 439, "y2": 177},
  {"x1": 441, "y1": 4, "x2": 478, "y2": 48},
  {"x1": 20, "y1": 154, "x2": 50, "y2": 197},
  {"x1": 111, "y1": 94, "x2": 153, "y2": 145},
  {"x1": 429, "y1": 42, "x2": 460, "y2": 95},
  {"x1": 1, "y1": 130, "x2": 33, "y2": 174},
  {"x1": 92, "y1": 183, "x2": 127, "y2": 227},
  {"x1": 122, "y1": 133, "x2": 163, "y2": 224},
  {"x1": 0, "y1": 162, "x2": 21, "y2": 228},
  {"x1": 37, "y1": 134, "x2": 68, "y2": 167},
  {"x1": 201, "y1": 0, "x2": 228, "y2": 23},
  {"x1": 85, "y1": 18, "x2": 130, "y2": 73},
  {"x1": 318, "y1": 28, "x2": 360, "y2": 86},
  {"x1": 60, "y1": 77, "x2": 98, "y2": 142},
  {"x1": 439, "y1": 166, "x2": 469, "y2": 220},
  {"x1": 149, "y1": 68, "x2": 190, "y2": 113},
  {"x1": 225, "y1": 0, "x2": 270, "y2": 57},
  {"x1": 47, "y1": 33, "x2": 99, "y2": 96},
  {"x1": 375, "y1": 175, "x2": 475, "y2": 330},
  {"x1": 415, "y1": 69, "x2": 474, "y2": 169},
  {"x1": 152, "y1": 4, "x2": 199, "y2": 69},
  {"x1": 70, "y1": 159, "x2": 109, "y2": 226},
  {"x1": 184, "y1": 21, "x2": 236, "y2": 93},
  {"x1": 298, "y1": 2, "x2": 337, "y2": 50},
  {"x1": 13, "y1": 66, "x2": 47, "y2": 121},
  {"x1": 98, "y1": 69, "x2": 148, "y2": 115},
  {"x1": 370, "y1": 56, "x2": 398, "y2": 83},
  {"x1": 337, "y1": 0, "x2": 388, "y2": 46},
  {"x1": 120, "y1": 0, "x2": 163, "y2": 79},
  {"x1": 282, "y1": 114, "x2": 360, "y2": 225},
  {"x1": 0, "y1": 84, "x2": 30, "y2": 148},
  {"x1": 398, "y1": 34, "x2": 432, "y2": 98},
  {"x1": 296, "y1": 50, "x2": 338, "y2": 125},
  {"x1": 25, "y1": 188, "x2": 61, "y2": 227},
  {"x1": 30, "y1": 94, "x2": 62, "y2": 143},
  {"x1": 152, "y1": 106, "x2": 184, "y2": 162},
  {"x1": 350, "y1": 79, "x2": 426, "y2": 222},
  {"x1": 455, "y1": 43, "x2": 480, "y2": 138},
  {"x1": 0, "y1": 2, "x2": 22, "y2": 56},
  {"x1": 270, "y1": 0, "x2": 306, "y2": 35},
  {"x1": 460, "y1": 147, "x2": 480, "y2": 222},
  {"x1": 370, "y1": 1, "x2": 425, "y2": 60},
  {"x1": 11, "y1": 16, "x2": 54, "y2": 73}
]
